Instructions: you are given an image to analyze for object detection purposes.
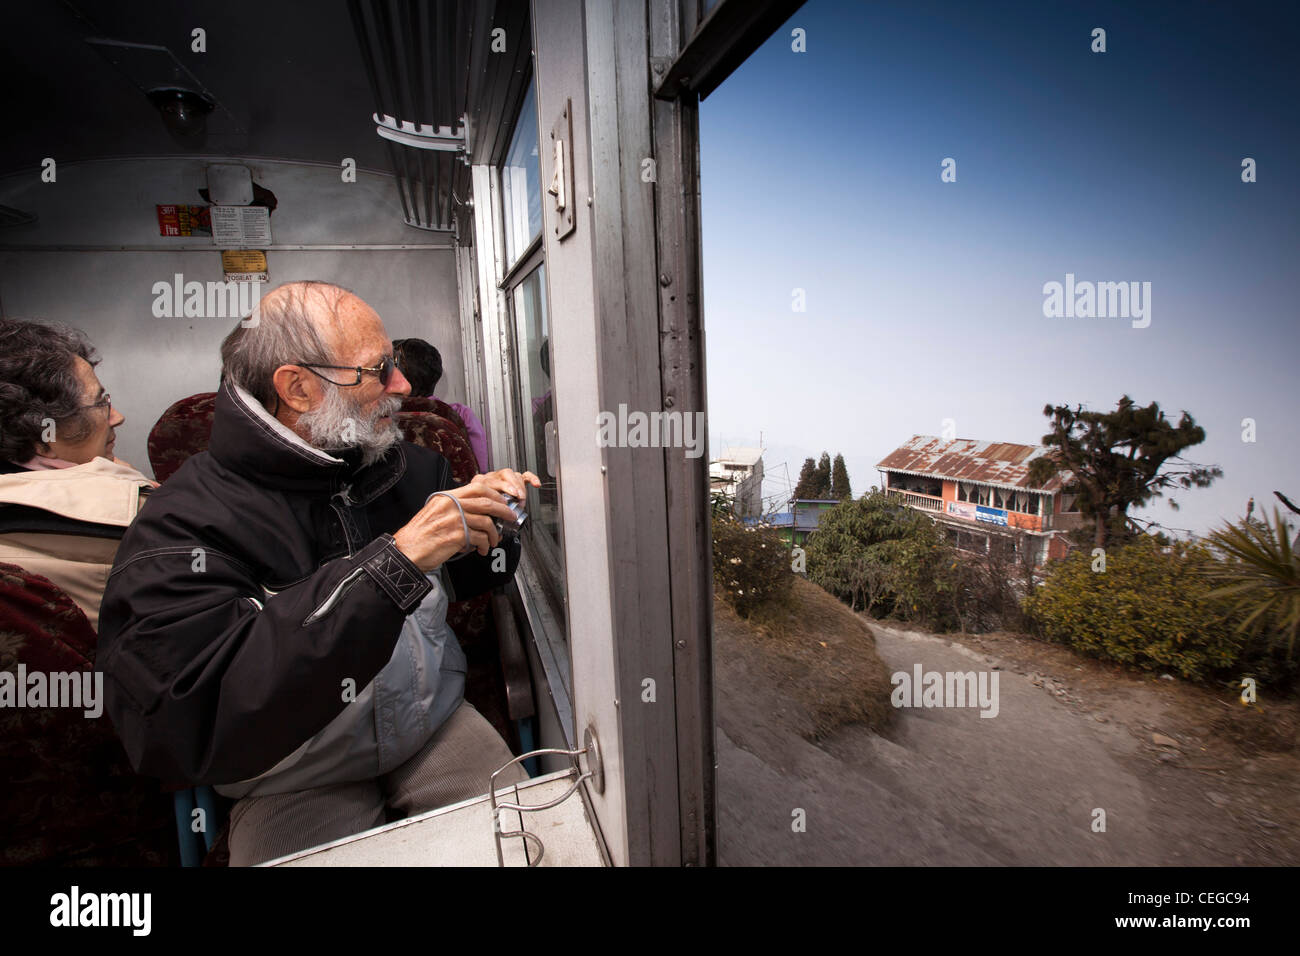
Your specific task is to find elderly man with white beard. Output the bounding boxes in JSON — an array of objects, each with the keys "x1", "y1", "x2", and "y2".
[{"x1": 96, "y1": 281, "x2": 539, "y2": 865}]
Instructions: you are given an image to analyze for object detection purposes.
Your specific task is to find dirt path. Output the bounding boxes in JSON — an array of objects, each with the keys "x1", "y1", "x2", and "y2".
[{"x1": 716, "y1": 618, "x2": 1299, "y2": 866}]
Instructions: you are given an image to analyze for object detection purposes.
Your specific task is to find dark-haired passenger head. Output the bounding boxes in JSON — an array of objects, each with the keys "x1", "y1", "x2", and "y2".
[
  {"x1": 0, "y1": 319, "x2": 124, "y2": 466},
  {"x1": 392, "y1": 339, "x2": 443, "y2": 397}
]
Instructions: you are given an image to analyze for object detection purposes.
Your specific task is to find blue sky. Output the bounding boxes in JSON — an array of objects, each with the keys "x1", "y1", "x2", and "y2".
[{"x1": 699, "y1": 0, "x2": 1299, "y2": 537}]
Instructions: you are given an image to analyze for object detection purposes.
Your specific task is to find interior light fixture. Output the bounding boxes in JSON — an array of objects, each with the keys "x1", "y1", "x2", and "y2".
[{"x1": 146, "y1": 87, "x2": 215, "y2": 142}]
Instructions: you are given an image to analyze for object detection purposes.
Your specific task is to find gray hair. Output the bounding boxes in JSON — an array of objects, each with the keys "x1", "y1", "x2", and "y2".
[
  {"x1": 220, "y1": 281, "x2": 353, "y2": 408},
  {"x1": 0, "y1": 319, "x2": 99, "y2": 463}
]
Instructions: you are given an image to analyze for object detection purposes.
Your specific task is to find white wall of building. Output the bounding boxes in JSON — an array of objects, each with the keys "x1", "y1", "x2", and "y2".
[{"x1": 709, "y1": 452, "x2": 764, "y2": 517}]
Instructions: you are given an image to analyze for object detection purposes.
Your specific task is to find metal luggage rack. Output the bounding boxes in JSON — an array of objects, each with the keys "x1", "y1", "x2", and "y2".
[{"x1": 489, "y1": 727, "x2": 604, "y2": 867}]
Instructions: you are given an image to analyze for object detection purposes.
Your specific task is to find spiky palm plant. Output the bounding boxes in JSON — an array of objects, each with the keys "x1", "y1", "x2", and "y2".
[{"x1": 1204, "y1": 507, "x2": 1300, "y2": 658}]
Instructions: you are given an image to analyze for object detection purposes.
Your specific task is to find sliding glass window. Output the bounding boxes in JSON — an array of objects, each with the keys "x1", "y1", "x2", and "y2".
[{"x1": 499, "y1": 78, "x2": 565, "y2": 628}]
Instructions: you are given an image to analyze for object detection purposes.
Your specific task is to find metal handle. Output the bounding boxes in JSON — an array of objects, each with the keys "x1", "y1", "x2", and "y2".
[{"x1": 488, "y1": 727, "x2": 603, "y2": 867}]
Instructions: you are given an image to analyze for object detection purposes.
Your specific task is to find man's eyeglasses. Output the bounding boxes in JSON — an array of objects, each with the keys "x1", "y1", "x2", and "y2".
[
  {"x1": 79, "y1": 393, "x2": 112, "y2": 412},
  {"x1": 297, "y1": 356, "x2": 395, "y2": 388}
]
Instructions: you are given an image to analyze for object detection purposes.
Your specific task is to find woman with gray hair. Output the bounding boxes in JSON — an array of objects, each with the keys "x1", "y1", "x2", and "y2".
[{"x1": 0, "y1": 319, "x2": 154, "y2": 628}]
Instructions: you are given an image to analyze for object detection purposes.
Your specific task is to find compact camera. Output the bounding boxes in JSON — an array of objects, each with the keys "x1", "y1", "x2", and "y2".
[{"x1": 495, "y1": 493, "x2": 528, "y2": 540}]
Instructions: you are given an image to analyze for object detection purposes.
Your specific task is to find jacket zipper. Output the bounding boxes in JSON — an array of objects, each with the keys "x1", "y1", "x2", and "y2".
[{"x1": 303, "y1": 567, "x2": 367, "y2": 625}]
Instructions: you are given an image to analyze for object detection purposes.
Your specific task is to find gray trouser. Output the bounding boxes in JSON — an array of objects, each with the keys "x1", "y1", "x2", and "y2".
[{"x1": 227, "y1": 701, "x2": 527, "y2": 866}]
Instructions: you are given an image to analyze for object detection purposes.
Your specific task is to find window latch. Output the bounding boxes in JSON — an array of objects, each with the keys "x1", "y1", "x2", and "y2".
[
  {"x1": 547, "y1": 139, "x2": 566, "y2": 212},
  {"x1": 548, "y1": 99, "x2": 576, "y2": 240}
]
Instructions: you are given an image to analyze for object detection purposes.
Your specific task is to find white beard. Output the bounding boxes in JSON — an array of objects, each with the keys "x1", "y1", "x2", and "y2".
[{"x1": 299, "y1": 386, "x2": 402, "y2": 467}]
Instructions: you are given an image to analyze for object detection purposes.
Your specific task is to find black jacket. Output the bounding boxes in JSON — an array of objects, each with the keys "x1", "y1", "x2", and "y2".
[{"x1": 95, "y1": 381, "x2": 518, "y2": 787}]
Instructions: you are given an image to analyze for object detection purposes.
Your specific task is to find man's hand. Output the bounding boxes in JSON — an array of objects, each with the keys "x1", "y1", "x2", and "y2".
[
  {"x1": 391, "y1": 470, "x2": 539, "y2": 571},
  {"x1": 472, "y1": 468, "x2": 542, "y2": 502}
]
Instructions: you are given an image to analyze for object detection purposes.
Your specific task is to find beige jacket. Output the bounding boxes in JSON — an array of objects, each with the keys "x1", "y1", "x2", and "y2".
[{"x1": 0, "y1": 458, "x2": 153, "y2": 629}]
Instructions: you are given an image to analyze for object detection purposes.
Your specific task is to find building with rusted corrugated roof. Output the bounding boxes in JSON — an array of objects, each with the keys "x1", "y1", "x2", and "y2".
[{"x1": 875, "y1": 435, "x2": 1088, "y2": 565}]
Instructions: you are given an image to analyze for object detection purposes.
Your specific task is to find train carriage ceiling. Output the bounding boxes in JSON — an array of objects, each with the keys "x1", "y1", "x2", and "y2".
[{"x1": 0, "y1": 0, "x2": 526, "y2": 233}]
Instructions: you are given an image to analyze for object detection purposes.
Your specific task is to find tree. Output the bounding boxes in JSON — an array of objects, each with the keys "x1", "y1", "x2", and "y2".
[
  {"x1": 791, "y1": 457, "x2": 818, "y2": 500},
  {"x1": 1025, "y1": 395, "x2": 1222, "y2": 549},
  {"x1": 813, "y1": 452, "x2": 832, "y2": 499},
  {"x1": 830, "y1": 454, "x2": 852, "y2": 501}
]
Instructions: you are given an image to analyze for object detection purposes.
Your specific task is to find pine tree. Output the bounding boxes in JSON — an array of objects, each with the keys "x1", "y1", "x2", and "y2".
[
  {"x1": 791, "y1": 457, "x2": 818, "y2": 500},
  {"x1": 1026, "y1": 395, "x2": 1221, "y2": 548},
  {"x1": 814, "y1": 453, "x2": 832, "y2": 499},
  {"x1": 831, "y1": 454, "x2": 852, "y2": 500}
]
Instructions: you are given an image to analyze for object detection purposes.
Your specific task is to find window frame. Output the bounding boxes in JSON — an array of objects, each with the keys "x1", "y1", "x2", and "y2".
[
  {"x1": 501, "y1": 258, "x2": 567, "y2": 616},
  {"x1": 500, "y1": 233, "x2": 544, "y2": 290},
  {"x1": 499, "y1": 78, "x2": 544, "y2": 272},
  {"x1": 477, "y1": 72, "x2": 573, "y2": 741}
]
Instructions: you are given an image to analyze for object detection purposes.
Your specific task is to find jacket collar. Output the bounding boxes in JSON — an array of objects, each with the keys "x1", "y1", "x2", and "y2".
[
  {"x1": 208, "y1": 380, "x2": 407, "y2": 503},
  {"x1": 0, "y1": 457, "x2": 152, "y2": 526}
]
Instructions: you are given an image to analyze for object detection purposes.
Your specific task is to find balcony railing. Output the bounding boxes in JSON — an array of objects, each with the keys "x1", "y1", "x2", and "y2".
[{"x1": 887, "y1": 489, "x2": 943, "y2": 512}]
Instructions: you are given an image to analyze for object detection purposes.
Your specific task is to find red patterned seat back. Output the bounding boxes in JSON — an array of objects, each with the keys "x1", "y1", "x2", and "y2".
[
  {"x1": 397, "y1": 410, "x2": 478, "y2": 486},
  {"x1": 147, "y1": 392, "x2": 217, "y2": 483},
  {"x1": 400, "y1": 397, "x2": 468, "y2": 443},
  {"x1": 0, "y1": 563, "x2": 174, "y2": 865}
]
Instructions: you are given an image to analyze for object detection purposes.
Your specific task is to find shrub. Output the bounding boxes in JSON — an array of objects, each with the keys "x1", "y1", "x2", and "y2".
[
  {"x1": 1203, "y1": 507, "x2": 1300, "y2": 661},
  {"x1": 712, "y1": 517, "x2": 793, "y2": 618},
  {"x1": 936, "y1": 533, "x2": 1038, "y2": 634},
  {"x1": 806, "y1": 491, "x2": 955, "y2": 628},
  {"x1": 869, "y1": 533, "x2": 953, "y2": 627},
  {"x1": 1023, "y1": 536, "x2": 1243, "y2": 679}
]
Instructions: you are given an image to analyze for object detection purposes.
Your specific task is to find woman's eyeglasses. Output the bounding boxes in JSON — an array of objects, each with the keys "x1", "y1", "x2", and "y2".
[
  {"x1": 297, "y1": 356, "x2": 395, "y2": 387},
  {"x1": 79, "y1": 393, "x2": 112, "y2": 412}
]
